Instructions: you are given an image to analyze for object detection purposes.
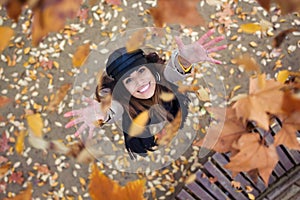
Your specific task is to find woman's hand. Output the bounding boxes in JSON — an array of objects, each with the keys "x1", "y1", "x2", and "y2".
[
  {"x1": 175, "y1": 29, "x2": 227, "y2": 65},
  {"x1": 64, "y1": 97, "x2": 106, "y2": 138}
]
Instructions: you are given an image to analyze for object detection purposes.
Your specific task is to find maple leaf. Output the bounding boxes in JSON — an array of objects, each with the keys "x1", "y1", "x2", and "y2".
[
  {"x1": 47, "y1": 83, "x2": 72, "y2": 112},
  {"x1": 233, "y1": 74, "x2": 285, "y2": 130},
  {"x1": 72, "y1": 43, "x2": 90, "y2": 68},
  {"x1": 274, "y1": 112, "x2": 300, "y2": 151},
  {"x1": 194, "y1": 107, "x2": 246, "y2": 153},
  {"x1": 149, "y1": 0, "x2": 205, "y2": 27},
  {"x1": 9, "y1": 171, "x2": 24, "y2": 185},
  {"x1": 0, "y1": 132, "x2": 10, "y2": 153},
  {"x1": 0, "y1": 27, "x2": 14, "y2": 53},
  {"x1": 225, "y1": 134, "x2": 279, "y2": 185},
  {"x1": 88, "y1": 163, "x2": 146, "y2": 200},
  {"x1": 3, "y1": 182, "x2": 32, "y2": 200}
]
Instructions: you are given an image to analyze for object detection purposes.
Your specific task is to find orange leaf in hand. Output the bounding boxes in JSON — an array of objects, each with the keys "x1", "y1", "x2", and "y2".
[
  {"x1": 225, "y1": 134, "x2": 279, "y2": 186},
  {"x1": 233, "y1": 74, "x2": 285, "y2": 130},
  {"x1": 149, "y1": 0, "x2": 205, "y2": 27}
]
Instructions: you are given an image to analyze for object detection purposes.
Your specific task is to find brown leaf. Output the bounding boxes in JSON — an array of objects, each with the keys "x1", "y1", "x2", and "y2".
[
  {"x1": 233, "y1": 74, "x2": 285, "y2": 130},
  {"x1": 47, "y1": 83, "x2": 72, "y2": 112},
  {"x1": 149, "y1": 0, "x2": 205, "y2": 27},
  {"x1": 31, "y1": 0, "x2": 82, "y2": 46},
  {"x1": 0, "y1": 96, "x2": 11, "y2": 108},
  {"x1": 225, "y1": 134, "x2": 279, "y2": 185},
  {"x1": 88, "y1": 163, "x2": 146, "y2": 200},
  {"x1": 128, "y1": 110, "x2": 149, "y2": 137},
  {"x1": 0, "y1": 27, "x2": 14, "y2": 52},
  {"x1": 273, "y1": 28, "x2": 298, "y2": 48},
  {"x1": 72, "y1": 43, "x2": 90, "y2": 67},
  {"x1": 282, "y1": 87, "x2": 300, "y2": 113},
  {"x1": 5, "y1": 0, "x2": 24, "y2": 21},
  {"x1": 105, "y1": 0, "x2": 121, "y2": 6},
  {"x1": 274, "y1": 0, "x2": 300, "y2": 14},
  {"x1": 277, "y1": 70, "x2": 290, "y2": 83},
  {"x1": 3, "y1": 182, "x2": 32, "y2": 200},
  {"x1": 0, "y1": 163, "x2": 11, "y2": 179},
  {"x1": 126, "y1": 29, "x2": 146, "y2": 52},
  {"x1": 256, "y1": 0, "x2": 271, "y2": 11},
  {"x1": 233, "y1": 54, "x2": 260, "y2": 73}
]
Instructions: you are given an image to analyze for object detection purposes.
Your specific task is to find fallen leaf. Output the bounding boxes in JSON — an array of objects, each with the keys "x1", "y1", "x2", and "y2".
[
  {"x1": 277, "y1": 70, "x2": 290, "y2": 83},
  {"x1": 233, "y1": 54, "x2": 260, "y2": 73},
  {"x1": 274, "y1": 0, "x2": 300, "y2": 14},
  {"x1": 240, "y1": 23, "x2": 262, "y2": 34},
  {"x1": 26, "y1": 112, "x2": 43, "y2": 138},
  {"x1": 282, "y1": 86, "x2": 300, "y2": 113},
  {"x1": 0, "y1": 96, "x2": 11, "y2": 108},
  {"x1": 3, "y1": 182, "x2": 32, "y2": 200},
  {"x1": 128, "y1": 110, "x2": 149, "y2": 137},
  {"x1": 0, "y1": 156, "x2": 8, "y2": 164},
  {"x1": 225, "y1": 134, "x2": 279, "y2": 185},
  {"x1": 149, "y1": 0, "x2": 205, "y2": 27},
  {"x1": 184, "y1": 173, "x2": 196, "y2": 184},
  {"x1": 0, "y1": 27, "x2": 14, "y2": 52},
  {"x1": 248, "y1": 193, "x2": 256, "y2": 200},
  {"x1": 72, "y1": 43, "x2": 90, "y2": 67},
  {"x1": 256, "y1": 0, "x2": 271, "y2": 11},
  {"x1": 8, "y1": 171, "x2": 24, "y2": 185},
  {"x1": 159, "y1": 92, "x2": 175, "y2": 102},
  {"x1": 15, "y1": 130, "x2": 26, "y2": 155},
  {"x1": 273, "y1": 28, "x2": 298, "y2": 48},
  {"x1": 0, "y1": 133, "x2": 10, "y2": 153},
  {"x1": 88, "y1": 163, "x2": 146, "y2": 200},
  {"x1": 216, "y1": 3, "x2": 234, "y2": 29},
  {"x1": 47, "y1": 83, "x2": 72, "y2": 111},
  {"x1": 233, "y1": 74, "x2": 285, "y2": 130},
  {"x1": 5, "y1": 0, "x2": 24, "y2": 21},
  {"x1": 231, "y1": 180, "x2": 241, "y2": 189},
  {"x1": 126, "y1": 29, "x2": 146, "y2": 52},
  {"x1": 0, "y1": 163, "x2": 11, "y2": 179},
  {"x1": 105, "y1": 0, "x2": 121, "y2": 6}
]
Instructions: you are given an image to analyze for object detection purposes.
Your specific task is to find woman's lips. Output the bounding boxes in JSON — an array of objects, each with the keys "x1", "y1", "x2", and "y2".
[{"x1": 138, "y1": 83, "x2": 150, "y2": 93}]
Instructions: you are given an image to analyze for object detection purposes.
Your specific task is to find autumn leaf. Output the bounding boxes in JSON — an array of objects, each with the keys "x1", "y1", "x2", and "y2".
[
  {"x1": 225, "y1": 134, "x2": 279, "y2": 185},
  {"x1": 282, "y1": 86, "x2": 300, "y2": 114},
  {"x1": 240, "y1": 23, "x2": 263, "y2": 34},
  {"x1": 31, "y1": 0, "x2": 82, "y2": 46},
  {"x1": 105, "y1": 0, "x2": 121, "y2": 6},
  {"x1": 0, "y1": 163, "x2": 11, "y2": 179},
  {"x1": 72, "y1": 43, "x2": 90, "y2": 67},
  {"x1": 88, "y1": 163, "x2": 146, "y2": 200},
  {"x1": 15, "y1": 130, "x2": 26, "y2": 155},
  {"x1": 277, "y1": 70, "x2": 290, "y2": 83},
  {"x1": 8, "y1": 171, "x2": 24, "y2": 185},
  {"x1": 47, "y1": 83, "x2": 72, "y2": 111},
  {"x1": 274, "y1": 112, "x2": 300, "y2": 150},
  {"x1": 256, "y1": 0, "x2": 271, "y2": 11},
  {"x1": 0, "y1": 27, "x2": 14, "y2": 52},
  {"x1": 159, "y1": 92, "x2": 175, "y2": 102},
  {"x1": 194, "y1": 107, "x2": 246, "y2": 153},
  {"x1": 273, "y1": 28, "x2": 299, "y2": 48},
  {"x1": 128, "y1": 110, "x2": 149, "y2": 137},
  {"x1": 5, "y1": 0, "x2": 25, "y2": 21},
  {"x1": 0, "y1": 133, "x2": 10, "y2": 153},
  {"x1": 232, "y1": 54, "x2": 260, "y2": 73},
  {"x1": 233, "y1": 74, "x2": 285, "y2": 130},
  {"x1": 125, "y1": 29, "x2": 146, "y2": 52},
  {"x1": 149, "y1": 0, "x2": 205, "y2": 27},
  {"x1": 0, "y1": 96, "x2": 11, "y2": 108},
  {"x1": 25, "y1": 112, "x2": 43, "y2": 138},
  {"x1": 3, "y1": 182, "x2": 32, "y2": 200},
  {"x1": 274, "y1": 0, "x2": 300, "y2": 14}
]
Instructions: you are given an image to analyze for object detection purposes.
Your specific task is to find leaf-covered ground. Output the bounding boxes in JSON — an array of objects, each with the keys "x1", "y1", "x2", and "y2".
[{"x1": 0, "y1": 0, "x2": 299, "y2": 199}]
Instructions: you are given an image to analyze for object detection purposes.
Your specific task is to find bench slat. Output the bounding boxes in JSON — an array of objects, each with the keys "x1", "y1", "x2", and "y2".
[
  {"x1": 177, "y1": 189, "x2": 196, "y2": 200},
  {"x1": 186, "y1": 182, "x2": 215, "y2": 200},
  {"x1": 277, "y1": 146, "x2": 295, "y2": 170}
]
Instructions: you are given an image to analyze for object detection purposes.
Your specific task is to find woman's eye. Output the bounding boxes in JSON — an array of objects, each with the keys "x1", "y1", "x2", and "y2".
[
  {"x1": 138, "y1": 68, "x2": 145, "y2": 73},
  {"x1": 125, "y1": 78, "x2": 132, "y2": 84}
]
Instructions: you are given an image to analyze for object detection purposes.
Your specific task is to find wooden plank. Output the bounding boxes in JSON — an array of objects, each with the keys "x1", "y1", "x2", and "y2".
[
  {"x1": 204, "y1": 160, "x2": 248, "y2": 200},
  {"x1": 273, "y1": 162, "x2": 286, "y2": 177},
  {"x1": 288, "y1": 149, "x2": 300, "y2": 164},
  {"x1": 177, "y1": 189, "x2": 196, "y2": 200},
  {"x1": 212, "y1": 153, "x2": 263, "y2": 195},
  {"x1": 196, "y1": 169, "x2": 229, "y2": 200},
  {"x1": 277, "y1": 146, "x2": 295, "y2": 170},
  {"x1": 186, "y1": 182, "x2": 215, "y2": 200}
]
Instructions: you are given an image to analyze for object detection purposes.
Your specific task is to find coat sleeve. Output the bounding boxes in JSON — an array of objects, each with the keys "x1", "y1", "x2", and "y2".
[{"x1": 103, "y1": 100, "x2": 124, "y2": 124}]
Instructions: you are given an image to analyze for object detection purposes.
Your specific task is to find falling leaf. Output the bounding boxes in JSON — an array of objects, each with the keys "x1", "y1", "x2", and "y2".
[
  {"x1": 0, "y1": 156, "x2": 8, "y2": 164},
  {"x1": 277, "y1": 70, "x2": 290, "y2": 83},
  {"x1": 72, "y1": 43, "x2": 90, "y2": 67},
  {"x1": 197, "y1": 87, "x2": 210, "y2": 102},
  {"x1": 240, "y1": 23, "x2": 262, "y2": 34},
  {"x1": 0, "y1": 163, "x2": 11, "y2": 179},
  {"x1": 125, "y1": 29, "x2": 146, "y2": 52},
  {"x1": 248, "y1": 193, "x2": 256, "y2": 200},
  {"x1": 8, "y1": 171, "x2": 24, "y2": 185},
  {"x1": 47, "y1": 83, "x2": 72, "y2": 111},
  {"x1": 178, "y1": 84, "x2": 200, "y2": 93},
  {"x1": 5, "y1": 0, "x2": 25, "y2": 21},
  {"x1": 256, "y1": 0, "x2": 271, "y2": 11},
  {"x1": 149, "y1": 0, "x2": 205, "y2": 27},
  {"x1": 31, "y1": 0, "x2": 82, "y2": 46},
  {"x1": 274, "y1": 112, "x2": 300, "y2": 150},
  {"x1": 105, "y1": 0, "x2": 121, "y2": 6},
  {"x1": 3, "y1": 182, "x2": 32, "y2": 200},
  {"x1": 0, "y1": 133, "x2": 10, "y2": 153},
  {"x1": 274, "y1": 0, "x2": 300, "y2": 14},
  {"x1": 233, "y1": 54, "x2": 260, "y2": 73},
  {"x1": 184, "y1": 173, "x2": 196, "y2": 184},
  {"x1": 15, "y1": 130, "x2": 26, "y2": 155},
  {"x1": 159, "y1": 92, "x2": 175, "y2": 102},
  {"x1": 88, "y1": 163, "x2": 146, "y2": 200},
  {"x1": 128, "y1": 110, "x2": 149, "y2": 137},
  {"x1": 273, "y1": 28, "x2": 298, "y2": 48},
  {"x1": 282, "y1": 86, "x2": 300, "y2": 114},
  {"x1": 26, "y1": 112, "x2": 43, "y2": 138},
  {"x1": 225, "y1": 134, "x2": 279, "y2": 185},
  {"x1": 0, "y1": 27, "x2": 14, "y2": 52},
  {"x1": 233, "y1": 74, "x2": 285, "y2": 130}
]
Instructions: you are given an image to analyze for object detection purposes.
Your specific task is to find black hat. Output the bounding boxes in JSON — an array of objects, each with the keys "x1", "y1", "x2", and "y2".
[{"x1": 106, "y1": 48, "x2": 148, "y2": 80}]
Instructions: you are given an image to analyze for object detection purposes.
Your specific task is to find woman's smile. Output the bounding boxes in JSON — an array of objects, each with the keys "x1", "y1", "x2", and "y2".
[{"x1": 137, "y1": 82, "x2": 150, "y2": 93}]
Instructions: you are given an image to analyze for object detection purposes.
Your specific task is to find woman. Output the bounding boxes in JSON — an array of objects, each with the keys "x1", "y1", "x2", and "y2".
[{"x1": 64, "y1": 29, "x2": 226, "y2": 159}]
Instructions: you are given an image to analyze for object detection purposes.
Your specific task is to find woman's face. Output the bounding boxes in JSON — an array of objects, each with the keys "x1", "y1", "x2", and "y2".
[{"x1": 122, "y1": 66, "x2": 156, "y2": 99}]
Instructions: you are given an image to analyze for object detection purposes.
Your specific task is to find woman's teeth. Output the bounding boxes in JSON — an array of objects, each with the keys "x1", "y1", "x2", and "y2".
[{"x1": 138, "y1": 83, "x2": 150, "y2": 93}]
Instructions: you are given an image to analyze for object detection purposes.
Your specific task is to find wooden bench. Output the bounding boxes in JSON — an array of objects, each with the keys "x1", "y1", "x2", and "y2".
[{"x1": 176, "y1": 119, "x2": 300, "y2": 200}]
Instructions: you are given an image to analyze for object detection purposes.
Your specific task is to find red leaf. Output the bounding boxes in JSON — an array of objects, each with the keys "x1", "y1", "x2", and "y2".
[
  {"x1": 9, "y1": 171, "x2": 24, "y2": 185},
  {"x1": 105, "y1": 0, "x2": 121, "y2": 6},
  {"x1": 0, "y1": 133, "x2": 10, "y2": 153}
]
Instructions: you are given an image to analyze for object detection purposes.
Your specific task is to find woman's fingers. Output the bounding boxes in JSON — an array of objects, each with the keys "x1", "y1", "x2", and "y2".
[
  {"x1": 203, "y1": 36, "x2": 225, "y2": 49},
  {"x1": 74, "y1": 124, "x2": 88, "y2": 137},
  {"x1": 174, "y1": 36, "x2": 185, "y2": 50},
  {"x1": 208, "y1": 57, "x2": 223, "y2": 64},
  {"x1": 65, "y1": 117, "x2": 83, "y2": 128},
  {"x1": 64, "y1": 109, "x2": 81, "y2": 117},
  {"x1": 88, "y1": 127, "x2": 94, "y2": 139},
  {"x1": 82, "y1": 96, "x2": 94, "y2": 105},
  {"x1": 197, "y1": 29, "x2": 215, "y2": 45},
  {"x1": 207, "y1": 44, "x2": 227, "y2": 53}
]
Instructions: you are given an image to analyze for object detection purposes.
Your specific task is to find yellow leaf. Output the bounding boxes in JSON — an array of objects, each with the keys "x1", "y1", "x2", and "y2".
[
  {"x1": 234, "y1": 54, "x2": 260, "y2": 73},
  {"x1": 15, "y1": 130, "x2": 26, "y2": 155},
  {"x1": 72, "y1": 43, "x2": 90, "y2": 67},
  {"x1": 159, "y1": 92, "x2": 175, "y2": 102},
  {"x1": 248, "y1": 193, "x2": 255, "y2": 200},
  {"x1": 47, "y1": 83, "x2": 72, "y2": 112},
  {"x1": 240, "y1": 23, "x2": 262, "y2": 33},
  {"x1": 277, "y1": 70, "x2": 290, "y2": 83},
  {"x1": 125, "y1": 29, "x2": 146, "y2": 52},
  {"x1": 185, "y1": 174, "x2": 196, "y2": 184},
  {"x1": 88, "y1": 163, "x2": 146, "y2": 200},
  {"x1": 26, "y1": 113, "x2": 43, "y2": 138},
  {"x1": 0, "y1": 26, "x2": 14, "y2": 52},
  {"x1": 0, "y1": 163, "x2": 11, "y2": 179},
  {"x1": 128, "y1": 110, "x2": 149, "y2": 137},
  {"x1": 4, "y1": 182, "x2": 32, "y2": 200}
]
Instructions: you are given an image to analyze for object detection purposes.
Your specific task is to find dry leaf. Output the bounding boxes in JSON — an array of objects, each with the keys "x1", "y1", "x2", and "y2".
[
  {"x1": 88, "y1": 163, "x2": 146, "y2": 200},
  {"x1": 5, "y1": 0, "x2": 24, "y2": 21},
  {"x1": 256, "y1": 0, "x2": 271, "y2": 11},
  {"x1": 159, "y1": 92, "x2": 175, "y2": 102},
  {"x1": 0, "y1": 163, "x2": 11, "y2": 179},
  {"x1": 274, "y1": 0, "x2": 300, "y2": 14},
  {"x1": 149, "y1": 0, "x2": 205, "y2": 27},
  {"x1": 105, "y1": 0, "x2": 121, "y2": 6},
  {"x1": 273, "y1": 28, "x2": 298, "y2": 48},
  {"x1": 185, "y1": 173, "x2": 196, "y2": 184},
  {"x1": 125, "y1": 29, "x2": 146, "y2": 52},
  {"x1": 72, "y1": 43, "x2": 90, "y2": 67},
  {"x1": 0, "y1": 27, "x2": 14, "y2": 52},
  {"x1": 128, "y1": 110, "x2": 149, "y2": 137},
  {"x1": 225, "y1": 134, "x2": 279, "y2": 185},
  {"x1": 47, "y1": 83, "x2": 72, "y2": 111},
  {"x1": 277, "y1": 70, "x2": 290, "y2": 83},
  {"x1": 26, "y1": 113, "x2": 43, "y2": 138},
  {"x1": 15, "y1": 130, "x2": 26, "y2": 155},
  {"x1": 240, "y1": 23, "x2": 262, "y2": 34},
  {"x1": 282, "y1": 86, "x2": 300, "y2": 114},
  {"x1": 231, "y1": 180, "x2": 241, "y2": 189},
  {"x1": 0, "y1": 96, "x2": 11, "y2": 108},
  {"x1": 3, "y1": 182, "x2": 32, "y2": 200},
  {"x1": 233, "y1": 54, "x2": 260, "y2": 73}
]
